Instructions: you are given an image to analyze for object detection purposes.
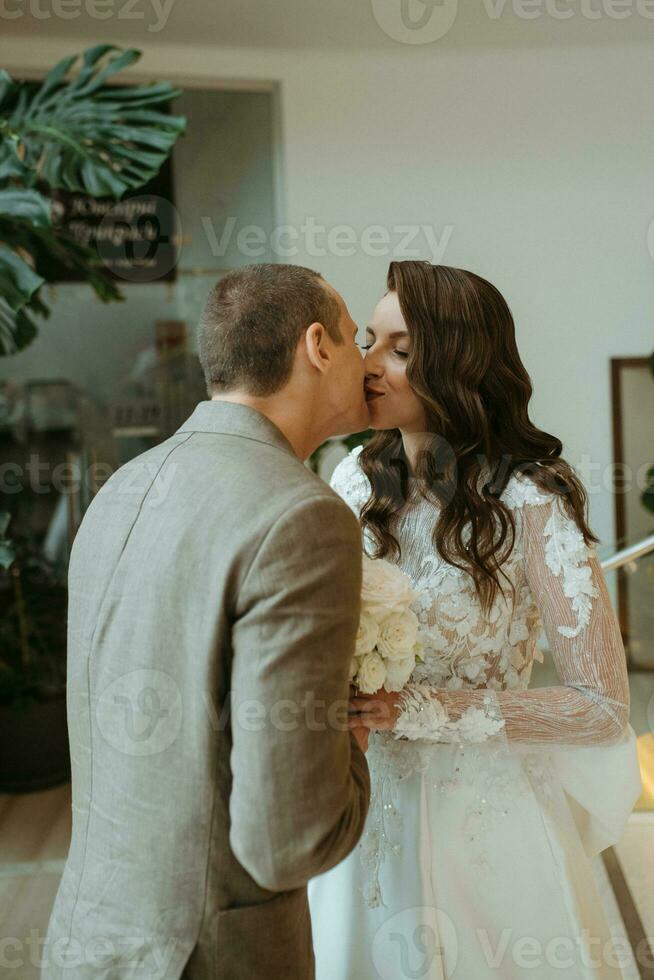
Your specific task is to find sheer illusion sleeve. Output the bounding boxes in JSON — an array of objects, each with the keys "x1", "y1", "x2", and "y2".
[
  {"x1": 393, "y1": 492, "x2": 630, "y2": 747},
  {"x1": 329, "y1": 446, "x2": 369, "y2": 519}
]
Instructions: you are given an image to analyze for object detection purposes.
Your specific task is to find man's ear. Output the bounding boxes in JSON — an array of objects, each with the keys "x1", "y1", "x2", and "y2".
[{"x1": 304, "y1": 321, "x2": 332, "y2": 373}]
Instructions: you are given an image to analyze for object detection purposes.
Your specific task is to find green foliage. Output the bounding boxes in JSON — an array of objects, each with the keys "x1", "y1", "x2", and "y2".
[
  {"x1": 0, "y1": 514, "x2": 68, "y2": 706},
  {"x1": 0, "y1": 511, "x2": 14, "y2": 570},
  {"x1": 308, "y1": 429, "x2": 373, "y2": 475},
  {"x1": 0, "y1": 46, "x2": 185, "y2": 355}
]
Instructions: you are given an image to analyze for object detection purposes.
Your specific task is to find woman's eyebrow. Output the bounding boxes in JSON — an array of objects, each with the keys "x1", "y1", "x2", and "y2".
[{"x1": 365, "y1": 327, "x2": 409, "y2": 339}]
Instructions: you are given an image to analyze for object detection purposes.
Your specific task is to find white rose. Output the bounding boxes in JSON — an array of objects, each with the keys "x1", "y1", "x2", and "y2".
[
  {"x1": 383, "y1": 654, "x2": 416, "y2": 692},
  {"x1": 376, "y1": 609, "x2": 420, "y2": 661},
  {"x1": 355, "y1": 610, "x2": 380, "y2": 656},
  {"x1": 361, "y1": 556, "x2": 416, "y2": 617},
  {"x1": 348, "y1": 654, "x2": 361, "y2": 683},
  {"x1": 355, "y1": 650, "x2": 387, "y2": 694}
]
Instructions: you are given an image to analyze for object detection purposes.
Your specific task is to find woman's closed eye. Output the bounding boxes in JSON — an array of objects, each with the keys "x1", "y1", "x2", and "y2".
[{"x1": 358, "y1": 343, "x2": 408, "y2": 358}]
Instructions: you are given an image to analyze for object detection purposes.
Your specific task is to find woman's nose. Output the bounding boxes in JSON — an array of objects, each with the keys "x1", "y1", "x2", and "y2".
[{"x1": 363, "y1": 352, "x2": 382, "y2": 378}]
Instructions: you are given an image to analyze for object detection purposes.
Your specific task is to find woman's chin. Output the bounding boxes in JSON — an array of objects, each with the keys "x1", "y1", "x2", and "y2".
[{"x1": 366, "y1": 401, "x2": 392, "y2": 429}]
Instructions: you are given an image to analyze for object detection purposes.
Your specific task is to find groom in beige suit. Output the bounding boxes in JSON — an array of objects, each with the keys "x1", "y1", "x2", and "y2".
[{"x1": 43, "y1": 264, "x2": 371, "y2": 979}]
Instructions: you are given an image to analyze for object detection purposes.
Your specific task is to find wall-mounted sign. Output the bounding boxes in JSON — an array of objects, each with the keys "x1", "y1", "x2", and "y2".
[{"x1": 51, "y1": 156, "x2": 179, "y2": 285}]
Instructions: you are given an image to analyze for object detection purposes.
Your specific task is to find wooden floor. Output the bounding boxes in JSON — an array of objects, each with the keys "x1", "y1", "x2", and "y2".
[{"x1": 0, "y1": 784, "x2": 70, "y2": 979}]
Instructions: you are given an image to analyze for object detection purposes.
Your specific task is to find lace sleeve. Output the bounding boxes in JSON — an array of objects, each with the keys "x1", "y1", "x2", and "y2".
[
  {"x1": 328, "y1": 446, "x2": 370, "y2": 518},
  {"x1": 393, "y1": 491, "x2": 630, "y2": 747}
]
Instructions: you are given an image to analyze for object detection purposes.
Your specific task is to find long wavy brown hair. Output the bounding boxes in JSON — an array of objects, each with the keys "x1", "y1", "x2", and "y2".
[{"x1": 359, "y1": 261, "x2": 598, "y2": 614}]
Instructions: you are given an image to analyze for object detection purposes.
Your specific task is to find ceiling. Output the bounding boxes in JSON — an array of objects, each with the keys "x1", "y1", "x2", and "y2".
[{"x1": 3, "y1": 0, "x2": 654, "y2": 50}]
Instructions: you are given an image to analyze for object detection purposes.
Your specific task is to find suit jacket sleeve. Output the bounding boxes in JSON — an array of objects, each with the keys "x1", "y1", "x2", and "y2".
[{"x1": 229, "y1": 492, "x2": 371, "y2": 892}]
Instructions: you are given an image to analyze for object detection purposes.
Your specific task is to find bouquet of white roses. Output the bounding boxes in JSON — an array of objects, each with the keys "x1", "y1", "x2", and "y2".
[{"x1": 350, "y1": 555, "x2": 423, "y2": 695}]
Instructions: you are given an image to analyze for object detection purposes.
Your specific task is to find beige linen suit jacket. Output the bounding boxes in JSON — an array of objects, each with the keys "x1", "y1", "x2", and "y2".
[{"x1": 43, "y1": 400, "x2": 370, "y2": 980}]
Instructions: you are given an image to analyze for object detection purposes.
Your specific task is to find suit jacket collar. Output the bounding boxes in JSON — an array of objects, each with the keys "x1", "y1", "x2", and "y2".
[{"x1": 177, "y1": 400, "x2": 297, "y2": 458}]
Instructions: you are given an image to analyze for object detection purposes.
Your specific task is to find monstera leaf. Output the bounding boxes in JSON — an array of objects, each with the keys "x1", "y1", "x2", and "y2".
[
  {"x1": 0, "y1": 205, "x2": 123, "y2": 354},
  {"x1": 0, "y1": 46, "x2": 185, "y2": 196},
  {"x1": 0, "y1": 188, "x2": 51, "y2": 225},
  {"x1": 0, "y1": 46, "x2": 185, "y2": 354},
  {"x1": 0, "y1": 188, "x2": 50, "y2": 351}
]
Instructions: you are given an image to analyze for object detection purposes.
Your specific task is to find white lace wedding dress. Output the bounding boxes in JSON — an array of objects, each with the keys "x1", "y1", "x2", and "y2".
[{"x1": 308, "y1": 446, "x2": 642, "y2": 980}]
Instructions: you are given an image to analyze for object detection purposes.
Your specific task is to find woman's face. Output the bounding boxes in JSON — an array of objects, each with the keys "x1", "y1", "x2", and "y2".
[{"x1": 362, "y1": 291, "x2": 427, "y2": 432}]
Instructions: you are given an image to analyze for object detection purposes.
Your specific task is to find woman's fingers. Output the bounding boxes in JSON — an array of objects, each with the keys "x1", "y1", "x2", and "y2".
[
  {"x1": 348, "y1": 713, "x2": 393, "y2": 731},
  {"x1": 348, "y1": 699, "x2": 397, "y2": 731},
  {"x1": 348, "y1": 714, "x2": 374, "y2": 729},
  {"x1": 349, "y1": 698, "x2": 377, "y2": 713},
  {"x1": 350, "y1": 697, "x2": 393, "y2": 716}
]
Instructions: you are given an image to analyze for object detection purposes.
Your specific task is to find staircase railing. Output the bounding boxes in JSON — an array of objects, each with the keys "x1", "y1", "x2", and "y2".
[{"x1": 600, "y1": 533, "x2": 654, "y2": 573}]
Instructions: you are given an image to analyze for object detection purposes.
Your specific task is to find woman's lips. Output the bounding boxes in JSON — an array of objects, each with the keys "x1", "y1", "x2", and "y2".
[{"x1": 365, "y1": 390, "x2": 384, "y2": 402}]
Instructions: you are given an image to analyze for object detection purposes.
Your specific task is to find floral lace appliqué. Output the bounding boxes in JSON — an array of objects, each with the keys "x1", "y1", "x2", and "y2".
[
  {"x1": 541, "y1": 496, "x2": 599, "y2": 639},
  {"x1": 394, "y1": 684, "x2": 506, "y2": 744}
]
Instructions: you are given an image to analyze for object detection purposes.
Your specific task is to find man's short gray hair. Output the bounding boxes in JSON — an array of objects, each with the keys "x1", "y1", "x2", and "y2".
[{"x1": 197, "y1": 263, "x2": 342, "y2": 397}]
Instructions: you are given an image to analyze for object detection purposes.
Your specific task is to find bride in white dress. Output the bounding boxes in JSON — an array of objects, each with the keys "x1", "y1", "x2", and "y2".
[{"x1": 308, "y1": 261, "x2": 642, "y2": 980}]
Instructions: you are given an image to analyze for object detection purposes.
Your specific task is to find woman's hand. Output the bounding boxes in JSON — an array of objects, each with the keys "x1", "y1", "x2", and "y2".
[{"x1": 348, "y1": 686, "x2": 402, "y2": 733}]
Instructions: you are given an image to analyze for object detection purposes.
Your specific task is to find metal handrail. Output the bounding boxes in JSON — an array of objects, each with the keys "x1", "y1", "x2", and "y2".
[{"x1": 600, "y1": 533, "x2": 654, "y2": 572}]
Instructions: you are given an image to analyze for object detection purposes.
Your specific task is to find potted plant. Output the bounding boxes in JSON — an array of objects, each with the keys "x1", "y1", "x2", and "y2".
[
  {"x1": 0, "y1": 47, "x2": 185, "y2": 789},
  {"x1": 0, "y1": 510, "x2": 71, "y2": 791}
]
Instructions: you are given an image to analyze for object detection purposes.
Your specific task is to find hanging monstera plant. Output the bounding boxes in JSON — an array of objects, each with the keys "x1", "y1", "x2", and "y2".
[{"x1": 0, "y1": 45, "x2": 186, "y2": 355}]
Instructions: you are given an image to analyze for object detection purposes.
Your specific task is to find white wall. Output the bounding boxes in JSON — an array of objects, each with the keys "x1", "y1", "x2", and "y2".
[{"x1": 2, "y1": 35, "x2": 653, "y2": 549}]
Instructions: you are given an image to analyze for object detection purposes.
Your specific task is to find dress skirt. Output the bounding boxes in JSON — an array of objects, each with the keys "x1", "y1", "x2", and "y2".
[{"x1": 308, "y1": 730, "x2": 640, "y2": 979}]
